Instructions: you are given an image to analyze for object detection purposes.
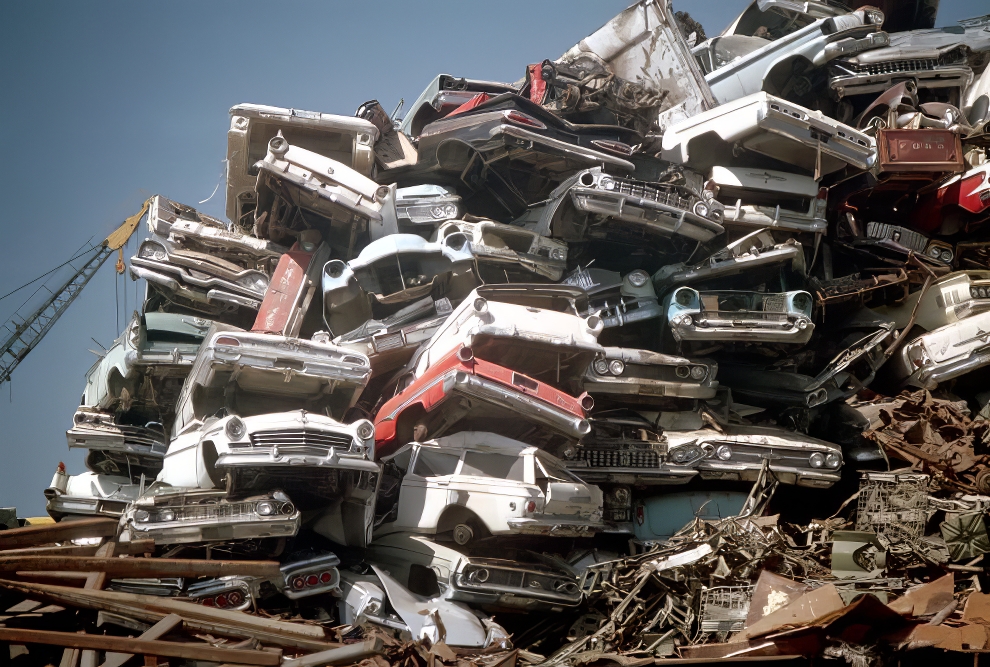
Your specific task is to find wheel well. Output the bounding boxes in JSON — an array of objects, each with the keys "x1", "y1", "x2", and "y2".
[
  {"x1": 436, "y1": 505, "x2": 487, "y2": 535},
  {"x1": 394, "y1": 403, "x2": 428, "y2": 445}
]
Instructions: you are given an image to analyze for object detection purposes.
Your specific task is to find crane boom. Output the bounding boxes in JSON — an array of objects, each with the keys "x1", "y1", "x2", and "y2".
[{"x1": 0, "y1": 199, "x2": 150, "y2": 386}]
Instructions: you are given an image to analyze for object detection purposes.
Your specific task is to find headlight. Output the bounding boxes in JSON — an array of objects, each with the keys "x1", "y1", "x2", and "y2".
[
  {"x1": 593, "y1": 359, "x2": 610, "y2": 375},
  {"x1": 473, "y1": 297, "x2": 488, "y2": 313},
  {"x1": 693, "y1": 202, "x2": 710, "y2": 218},
  {"x1": 690, "y1": 366, "x2": 707, "y2": 380},
  {"x1": 157, "y1": 509, "x2": 176, "y2": 522},
  {"x1": 468, "y1": 568, "x2": 490, "y2": 583},
  {"x1": 599, "y1": 177, "x2": 615, "y2": 191},
  {"x1": 791, "y1": 293, "x2": 811, "y2": 313},
  {"x1": 257, "y1": 501, "x2": 275, "y2": 516},
  {"x1": 715, "y1": 445, "x2": 732, "y2": 461},
  {"x1": 929, "y1": 246, "x2": 942, "y2": 258},
  {"x1": 586, "y1": 315, "x2": 602, "y2": 330},
  {"x1": 797, "y1": 319, "x2": 809, "y2": 330},
  {"x1": 134, "y1": 510, "x2": 150, "y2": 523},
  {"x1": 809, "y1": 453, "x2": 825, "y2": 468},
  {"x1": 825, "y1": 453, "x2": 841, "y2": 469},
  {"x1": 238, "y1": 274, "x2": 269, "y2": 291},
  {"x1": 356, "y1": 420, "x2": 375, "y2": 440},
  {"x1": 225, "y1": 417, "x2": 246, "y2": 441},
  {"x1": 626, "y1": 270, "x2": 649, "y2": 288},
  {"x1": 431, "y1": 204, "x2": 457, "y2": 219},
  {"x1": 139, "y1": 242, "x2": 167, "y2": 261},
  {"x1": 608, "y1": 360, "x2": 625, "y2": 376},
  {"x1": 675, "y1": 366, "x2": 690, "y2": 378},
  {"x1": 675, "y1": 289, "x2": 694, "y2": 306},
  {"x1": 550, "y1": 247, "x2": 567, "y2": 260}
]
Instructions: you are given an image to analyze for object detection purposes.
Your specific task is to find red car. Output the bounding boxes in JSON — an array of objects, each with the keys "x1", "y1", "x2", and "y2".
[{"x1": 373, "y1": 346, "x2": 592, "y2": 459}]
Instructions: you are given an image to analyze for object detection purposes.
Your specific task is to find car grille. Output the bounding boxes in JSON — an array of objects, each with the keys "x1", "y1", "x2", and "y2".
[
  {"x1": 612, "y1": 179, "x2": 696, "y2": 211},
  {"x1": 173, "y1": 501, "x2": 262, "y2": 521},
  {"x1": 849, "y1": 58, "x2": 939, "y2": 76},
  {"x1": 724, "y1": 446, "x2": 821, "y2": 469},
  {"x1": 621, "y1": 364, "x2": 685, "y2": 382},
  {"x1": 247, "y1": 429, "x2": 355, "y2": 456},
  {"x1": 118, "y1": 425, "x2": 168, "y2": 452},
  {"x1": 576, "y1": 448, "x2": 660, "y2": 468},
  {"x1": 465, "y1": 567, "x2": 564, "y2": 593}
]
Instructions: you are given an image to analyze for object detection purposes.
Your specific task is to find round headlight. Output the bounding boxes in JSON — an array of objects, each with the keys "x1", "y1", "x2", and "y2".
[
  {"x1": 825, "y1": 453, "x2": 841, "y2": 469},
  {"x1": 690, "y1": 366, "x2": 707, "y2": 380},
  {"x1": 929, "y1": 246, "x2": 942, "y2": 258},
  {"x1": 675, "y1": 366, "x2": 690, "y2": 378},
  {"x1": 281, "y1": 502, "x2": 295, "y2": 515},
  {"x1": 257, "y1": 501, "x2": 275, "y2": 516},
  {"x1": 715, "y1": 445, "x2": 732, "y2": 461},
  {"x1": 809, "y1": 452, "x2": 825, "y2": 468},
  {"x1": 469, "y1": 568, "x2": 490, "y2": 583},
  {"x1": 693, "y1": 202, "x2": 710, "y2": 218},
  {"x1": 356, "y1": 420, "x2": 375, "y2": 440},
  {"x1": 225, "y1": 417, "x2": 246, "y2": 441},
  {"x1": 139, "y1": 242, "x2": 167, "y2": 261},
  {"x1": 430, "y1": 205, "x2": 448, "y2": 219},
  {"x1": 550, "y1": 247, "x2": 567, "y2": 260},
  {"x1": 627, "y1": 270, "x2": 649, "y2": 288},
  {"x1": 134, "y1": 510, "x2": 150, "y2": 523},
  {"x1": 675, "y1": 289, "x2": 694, "y2": 306},
  {"x1": 608, "y1": 360, "x2": 625, "y2": 376},
  {"x1": 158, "y1": 509, "x2": 176, "y2": 522},
  {"x1": 593, "y1": 359, "x2": 610, "y2": 375},
  {"x1": 941, "y1": 250, "x2": 953, "y2": 262},
  {"x1": 671, "y1": 448, "x2": 690, "y2": 463},
  {"x1": 473, "y1": 297, "x2": 488, "y2": 313}
]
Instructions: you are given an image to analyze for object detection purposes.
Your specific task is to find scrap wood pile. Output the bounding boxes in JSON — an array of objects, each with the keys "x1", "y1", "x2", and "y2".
[{"x1": 6, "y1": 0, "x2": 990, "y2": 664}]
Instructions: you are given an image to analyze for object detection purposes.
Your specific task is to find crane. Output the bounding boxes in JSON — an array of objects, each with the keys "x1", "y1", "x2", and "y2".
[{"x1": 0, "y1": 199, "x2": 150, "y2": 386}]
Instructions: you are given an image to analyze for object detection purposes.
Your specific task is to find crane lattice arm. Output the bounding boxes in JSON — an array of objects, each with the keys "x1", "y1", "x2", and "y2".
[{"x1": 0, "y1": 199, "x2": 150, "y2": 386}]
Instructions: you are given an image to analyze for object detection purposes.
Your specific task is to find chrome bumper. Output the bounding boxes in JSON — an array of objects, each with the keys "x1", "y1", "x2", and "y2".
[
  {"x1": 569, "y1": 188, "x2": 724, "y2": 242},
  {"x1": 504, "y1": 516, "x2": 603, "y2": 536}
]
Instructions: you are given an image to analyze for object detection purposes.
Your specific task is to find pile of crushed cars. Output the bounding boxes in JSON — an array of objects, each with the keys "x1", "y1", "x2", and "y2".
[{"x1": 5, "y1": 0, "x2": 990, "y2": 664}]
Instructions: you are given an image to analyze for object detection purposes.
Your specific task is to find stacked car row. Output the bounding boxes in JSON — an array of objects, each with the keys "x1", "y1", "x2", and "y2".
[{"x1": 40, "y1": 0, "x2": 990, "y2": 649}]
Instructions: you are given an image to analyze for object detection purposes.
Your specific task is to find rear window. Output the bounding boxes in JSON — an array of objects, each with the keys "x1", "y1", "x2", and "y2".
[
  {"x1": 535, "y1": 454, "x2": 583, "y2": 483},
  {"x1": 460, "y1": 452, "x2": 525, "y2": 481},
  {"x1": 413, "y1": 449, "x2": 460, "y2": 477}
]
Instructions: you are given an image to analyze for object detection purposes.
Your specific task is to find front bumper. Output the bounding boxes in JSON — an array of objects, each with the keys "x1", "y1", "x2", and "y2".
[
  {"x1": 583, "y1": 376, "x2": 716, "y2": 401},
  {"x1": 491, "y1": 125, "x2": 636, "y2": 173},
  {"x1": 563, "y1": 464, "x2": 697, "y2": 486},
  {"x1": 569, "y1": 187, "x2": 724, "y2": 243},
  {"x1": 697, "y1": 462, "x2": 840, "y2": 488},
  {"x1": 447, "y1": 371, "x2": 590, "y2": 439},
  {"x1": 130, "y1": 265, "x2": 261, "y2": 310},
  {"x1": 504, "y1": 516, "x2": 603, "y2": 536},
  {"x1": 45, "y1": 493, "x2": 131, "y2": 520},
  {"x1": 721, "y1": 204, "x2": 826, "y2": 235},
  {"x1": 670, "y1": 317, "x2": 814, "y2": 344},
  {"x1": 907, "y1": 349, "x2": 990, "y2": 390},
  {"x1": 829, "y1": 66, "x2": 973, "y2": 99}
]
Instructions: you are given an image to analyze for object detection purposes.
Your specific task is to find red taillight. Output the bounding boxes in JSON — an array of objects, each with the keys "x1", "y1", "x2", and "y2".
[
  {"x1": 319, "y1": 571, "x2": 333, "y2": 584},
  {"x1": 591, "y1": 139, "x2": 633, "y2": 156},
  {"x1": 525, "y1": 501, "x2": 537, "y2": 513},
  {"x1": 292, "y1": 576, "x2": 306, "y2": 590},
  {"x1": 215, "y1": 594, "x2": 229, "y2": 608},
  {"x1": 503, "y1": 110, "x2": 546, "y2": 130},
  {"x1": 227, "y1": 591, "x2": 244, "y2": 606},
  {"x1": 201, "y1": 597, "x2": 215, "y2": 607},
  {"x1": 958, "y1": 170, "x2": 990, "y2": 214},
  {"x1": 636, "y1": 505, "x2": 645, "y2": 526},
  {"x1": 215, "y1": 336, "x2": 240, "y2": 347},
  {"x1": 306, "y1": 574, "x2": 319, "y2": 587}
]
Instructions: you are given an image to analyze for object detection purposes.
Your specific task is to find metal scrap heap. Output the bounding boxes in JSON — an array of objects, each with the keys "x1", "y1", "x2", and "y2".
[{"x1": 5, "y1": 0, "x2": 990, "y2": 664}]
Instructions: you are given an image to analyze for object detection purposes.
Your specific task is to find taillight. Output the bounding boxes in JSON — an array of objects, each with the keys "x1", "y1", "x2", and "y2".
[
  {"x1": 958, "y1": 170, "x2": 990, "y2": 214},
  {"x1": 215, "y1": 336, "x2": 240, "y2": 347},
  {"x1": 306, "y1": 575, "x2": 319, "y2": 587},
  {"x1": 201, "y1": 597, "x2": 215, "y2": 607},
  {"x1": 292, "y1": 576, "x2": 306, "y2": 590},
  {"x1": 591, "y1": 139, "x2": 633, "y2": 156},
  {"x1": 525, "y1": 501, "x2": 537, "y2": 513},
  {"x1": 319, "y1": 571, "x2": 333, "y2": 584},
  {"x1": 503, "y1": 110, "x2": 546, "y2": 130},
  {"x1": 215, "y1": 594, "x2": 229, "y2": 608},
  {"x1": 227, "y1": 591, "x2": 244, "y2": 607}
]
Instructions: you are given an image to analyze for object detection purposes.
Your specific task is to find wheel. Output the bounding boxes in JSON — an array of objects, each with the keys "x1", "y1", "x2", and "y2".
[{"x1": 452, "y1": 523, "x2": 474, "y2": 546}]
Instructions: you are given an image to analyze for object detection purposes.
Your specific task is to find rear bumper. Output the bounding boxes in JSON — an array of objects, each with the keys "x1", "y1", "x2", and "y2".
[
  {"x1": 120, "y1": 514, "x2": 300, "y2": 545},
  {"x1": 697, "y1": 462, "x2": 840, "y2": 488},
  {"x1": 504, "y1": 516, "x2": 602, "y2": 536},
  {"x1": 907, "y1": 350, "x2": 990, "y2": 390},
  {"x1": 583, "y1": 376, "x2": 717, "y2": 400},
  {"x1": 829, "y1": 66, "x2": 973, "y2": 99}
]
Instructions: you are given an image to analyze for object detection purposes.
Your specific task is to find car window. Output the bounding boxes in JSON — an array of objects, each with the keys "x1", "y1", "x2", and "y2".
[
  {"x1": 388, "y1": 447, "x2": 413, "y2": 472},
  {"x1": 412, "y1": 449, "x2": 461, "y2": 477},
  {"x1": 535, "y1": 453, "x2": 584, "y2": 483},
  {"x1": 460, "y1": 452, "x2": 525, "y2": 481},
  {"x1": 713, "y1": 35, "x2": 771, "y2": 69}
]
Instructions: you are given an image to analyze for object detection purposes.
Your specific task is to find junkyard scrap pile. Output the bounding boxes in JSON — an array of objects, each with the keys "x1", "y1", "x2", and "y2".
[{"x1": 6, "y1": 0, "x2": 990, "y2": 664}]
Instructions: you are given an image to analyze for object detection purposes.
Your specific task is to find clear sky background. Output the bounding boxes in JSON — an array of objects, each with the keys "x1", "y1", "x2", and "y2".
[{"x1": 0, "y1": 0, "x2": 986, "y2": 516}]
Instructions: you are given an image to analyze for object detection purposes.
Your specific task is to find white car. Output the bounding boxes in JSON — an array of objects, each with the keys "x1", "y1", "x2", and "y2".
[
  {"x1": 226, "y1": 103, "x2": 378, "y2": 227},
  {"x1": 875, "y1": 270, "x2": 990, "y2": 332},
  {"x1": 375, "y1": 432, "x2": 604, "y2": 543},
  {"x1": 413, "y1": 284, "x2": 604, "y2": 391},
  {"x1": 707, "y1": 166, "x2": 827, "y2": 235},
  {"x1": 893, "y1": 310, "x2": 990, "y2": 389},
  {"x1": 44, "y1": 468, "x2": 140, "y2": 520}
]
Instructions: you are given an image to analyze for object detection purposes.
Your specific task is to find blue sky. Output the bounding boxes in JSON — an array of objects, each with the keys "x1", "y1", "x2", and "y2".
[{"x1": 0, "y1": 0, "x2": 985, "y2": 516}]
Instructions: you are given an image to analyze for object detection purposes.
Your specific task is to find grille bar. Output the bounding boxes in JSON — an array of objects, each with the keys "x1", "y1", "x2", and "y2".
[
  {"x1": 613, "y1": 179, "x2": 696, "y2": 211},
  {"x1": 249, "y1": 429, "x2": 354, "y2": 450}
]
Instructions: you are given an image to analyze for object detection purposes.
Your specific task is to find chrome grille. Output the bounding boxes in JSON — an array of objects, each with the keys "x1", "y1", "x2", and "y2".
[
  {"x1": 576, "y1": 448, "x2": 660, "y2": 468},
  {"x1": 174, "y1": 501, "x2": 260, "y2": 521},
  {"x1": 249, "y1": 429, "x2": 354, "y2": 455},
  {"x1": 849, "y1": 58, "x2": 938, "y2": 76},
  {"x1": 762, "y1": 294, "x2": 786, "y2": 313},
  {"x1": 613, "y1": 179, "x2": 696, "y2": 211},
  {"x1": 118, "y1": 426, "x2": 168, "y2": 451}
]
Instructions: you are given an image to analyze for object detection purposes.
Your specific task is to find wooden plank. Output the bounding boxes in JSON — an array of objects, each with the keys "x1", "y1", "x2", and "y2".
[
  {"x1": 0, "y1": 518, "x2": 118, "y2": 550},
  {"x1": 0, "y1": 627, "x2": 280, "y2": 665},
  {"x1": 101, "y1": 614, "x2": 183, "y2": 667},
  {"x1": 0, "y1": 556, "x2": 281, "y2": 579},
  {"x1": 281, "y1": 638, "x2": 384, "y2": 667},
  {"x1": 79, "y1": 541, "x2": 115, "y2": 667},
  {"x1": 0, "y1": 541, "x2": 154, "y2": 557}
]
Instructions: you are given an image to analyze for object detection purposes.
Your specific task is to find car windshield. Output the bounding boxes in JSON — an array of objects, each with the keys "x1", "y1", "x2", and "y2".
[{"x1": 713, "y1": 35, "x2": 771, "y2": 69}]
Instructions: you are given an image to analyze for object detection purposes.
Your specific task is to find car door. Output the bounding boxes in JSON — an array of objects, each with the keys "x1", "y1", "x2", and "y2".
[
  {"x1": 534, "y1": 453, "x2": 601, "y2": 520},
  {"x1": 448, "y1": 450, "x2": 531, "y2": 533},
  {"x1": 396, "y1": 445, "x2": 462, "y2": 532}
]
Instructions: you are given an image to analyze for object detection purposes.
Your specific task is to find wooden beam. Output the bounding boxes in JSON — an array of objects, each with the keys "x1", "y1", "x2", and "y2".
[
  {"x1": 0, "y1": 627, "x2": 280, "y2": 665},
  {"x1": 0, "y1": 556, "x2": 281, "y2": 579},
  {"x1": 281, "y1": 638, "x2": 384, "y2": 667},
  {"x1": 0, "y1": 540, "x2": 155, "y2": 557},
  {"x1": 0, "y1": 518, "x2": 118, "y2": 550}
]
